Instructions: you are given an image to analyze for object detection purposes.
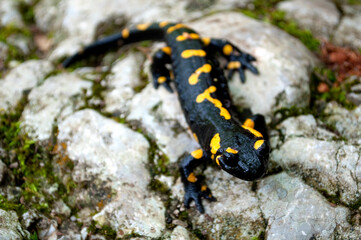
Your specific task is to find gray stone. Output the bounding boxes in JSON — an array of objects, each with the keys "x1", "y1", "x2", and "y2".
[
  {"x1": 6, "y1": 34, "x2": 31, "y2": 55},
  {"x1": 190, "y1": 12, "x2": 318, "y2": 115},
  {"x1": 0, "y1": 160, "x2": 6, "y2": 183},
  {"x1": 53, "y1": 199, "x2": 72, "y2": 217},
  {"x1": 47, "y1": 0, "x2": 260, "y2": 61},
  {"x1": 127, "y1": 83, "x2": 199, "y2": 163},
  {"x1": 334, "y1": 15, "x2": 361, "y2": 50},
  {"x1": 104, "y1": 52, "x2": 145, "y2": 114},
  {"x1": 57, "y1": 109, "x2": 165, "y2": 238},
  {"x1": 272, "y1": 114, "x2": 361, "y2": 205},
  {"x1": 21, "y1": 73, "x2": 92, "y2": 141},
  {"x1": 37, "y1": 218, "x2": 58, "y2": 240},
  {"x1": 171, "y1": 226, "x2": 190, "y2": 240},
  {"x1": 257, "y1": 172, "x2": 350, "y2": 240},
  {"x1": 277, "y1": 0, "x2": 340, "y2": 39},
  {"x1": 34, "y1": 0, "x2": 63, "y2": 32},
  {"x1": 0, "y1": 42, "x2": 9, "y2": 61},
  {"x1": 0, "y1": 0, "x2": 24, "y2": 28},
  {"x1": 0, "y1": 209, "x2": 30, "y2": 240},
  {"x1": 0, "y1": 60, "x2": 54, "y2": 111},
  {"x1": 324, "y1": 102, "x2": 361, "y2": 144}
]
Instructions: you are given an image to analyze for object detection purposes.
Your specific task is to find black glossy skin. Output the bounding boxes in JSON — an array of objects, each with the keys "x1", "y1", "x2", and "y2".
[{"x1": 62, "y1": 22, "x2": 270, "y2": 213}]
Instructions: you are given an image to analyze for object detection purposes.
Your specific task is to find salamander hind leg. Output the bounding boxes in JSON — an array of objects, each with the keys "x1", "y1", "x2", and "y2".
[
  {"x1": 179, "y1": 150, "x2": 216, "y2": 213},
  {"x1": 151, "y1": 47, "x2": 173, "y2": 92},
  {"x1": 203, "y1": 38, "x2": 259, "y2": 83}
]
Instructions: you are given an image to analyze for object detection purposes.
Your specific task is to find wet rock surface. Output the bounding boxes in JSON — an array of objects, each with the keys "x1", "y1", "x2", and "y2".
[{"x1": 0, "y1": 0, "x2": 361, "y2": 239}]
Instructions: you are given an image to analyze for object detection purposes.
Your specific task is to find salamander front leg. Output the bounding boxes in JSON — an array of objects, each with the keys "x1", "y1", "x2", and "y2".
[
  {"x1": 151, "y1": 47, "x2": 173, "y2": 92},
  {"x1": 179, "y1": 149, "x2": 216, "y2": 213},
  {"x1": 203, "y1": 38, "x2": 259, "y2": 83}
]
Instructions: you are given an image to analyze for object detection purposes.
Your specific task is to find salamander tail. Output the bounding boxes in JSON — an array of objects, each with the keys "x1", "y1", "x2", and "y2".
[{"x1": 62, "y1": 22, "x2": 172, "y2": 68}]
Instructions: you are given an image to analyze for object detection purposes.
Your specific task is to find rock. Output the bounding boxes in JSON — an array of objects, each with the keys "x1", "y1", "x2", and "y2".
[
  {"x1": 58, "y1": 109, "x2": 165, "y2": 238},
  {"x1": 37, "y1": 218, "x2": 58, "y2": 240},
  {"x1": 0, "y1": 209, "x2": 30, "y2": 240},
  {"x1": 323, "y1": 102, "x2": 361, "y2": 144},
  {"x1": 6, "y1": 34, "x2": 31, "y2": 55},
  {"x1": 0, "y1": 60, "x2": 54, "y2": 111},
  {"x1": 171, "y1": 226, "x2": 190, "y2": 240},
  {"x1": 127, "y1": 83, "x2": 199, "y2": 162},
  {"x1": 277, "y1": 0, "x2": 340, "y2": 39},
  {"x1": 22, "y1": 209, "x2": 40, "y2": 229},
  {"x1": 272, "y1": 114, "x2": 361, "y2": 205},
  {"x1": 34, "y1": 0, "x2": 63, "y2": 32},
  {"x1": 0, "y1": 42, "x2": 9, "y2": 61},
  {"x1": 47, "y1": 0, "x2": 262, "y2": 61},
  {"x1": 0, "y1": 0, "x2": 24, "y2": 28},
  {"x1": 52, "y1": 199, "x2": 71, "y2": 217},
  {"x1": 257, "y1": 172, "x2": 350, "y2": 240},
  {"x1": 20, "y1": 73, "x2": 92, "y2": 141},
  {"x1": 334, "y1": 15, "x2": 361, "y2": 50},
  {"x1": 171, "y1": 168, "x2": 265, "y2": 239},
  {"x1": 0, "y1": 160, "x2": 6, "y2": 183},
  {"x1": 190, "y1": 12, "x2": 318, "y2": 115},
  {"x1": 104, "y1": 52, "x2": 145, "y2": 114}
]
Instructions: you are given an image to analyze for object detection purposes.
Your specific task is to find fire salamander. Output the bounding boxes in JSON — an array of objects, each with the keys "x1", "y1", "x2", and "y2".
[{"x1": 62, "y1": 22, "x2": 270, "y2": 213}]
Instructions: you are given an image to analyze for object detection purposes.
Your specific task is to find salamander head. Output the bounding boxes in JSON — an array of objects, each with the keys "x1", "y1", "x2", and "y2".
[{"x1": 215, "y1": 133, "x2": 269, "y2": 181}]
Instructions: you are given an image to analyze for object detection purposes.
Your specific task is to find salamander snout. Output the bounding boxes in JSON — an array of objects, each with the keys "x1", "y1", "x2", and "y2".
[{"x1": 217, "y1": 139, "x2": 269, "y2": 181}]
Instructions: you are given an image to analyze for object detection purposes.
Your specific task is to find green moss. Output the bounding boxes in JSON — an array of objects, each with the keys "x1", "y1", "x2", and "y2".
[
  {"x1": 268, "y1": 10, "x2": 320, "y2": 51},
  {"x1": 310, "y1": 67, "x2": 356, "y2": 110},
  {"x1": 347, "y1": 0, "x2": 361, "y2": 5},
  {"x1": 18, "y1": 0, "x2": 40, "y2": 25},
  {"x1": 30, "y1": 232, "x2": 38, "y2": 240},
  {"x1": 0, "y1": 195, "x2": 25, "y2": 215},
  {"x1": 149, "y1": 179, "x2": 169, "y2": 194},
  {"x1": 240, "y1": 2, "x2": 320, "y2": 51},
  {"x1": 349, "y1": 197, "x2": 361, "y2": 210},
  {"x1": 251, "y1": 231, "x2": 265, "y2": 240},
  {"x1": 0, "y1": 96, "x2": 77, "y2": 231},
  {"x1": 87, "y1": 220, "x2": 117, "y2": 239}
]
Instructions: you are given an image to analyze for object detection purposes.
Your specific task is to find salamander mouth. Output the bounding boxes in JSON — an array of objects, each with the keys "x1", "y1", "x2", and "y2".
[{"x1": 218, "y1": 155, "x2": 266, "y2": 181}]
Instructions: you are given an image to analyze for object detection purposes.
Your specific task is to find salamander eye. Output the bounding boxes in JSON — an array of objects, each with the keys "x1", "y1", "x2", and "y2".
[{"x1": 223, "y1": 153, "x2": 238, "y2": 167}]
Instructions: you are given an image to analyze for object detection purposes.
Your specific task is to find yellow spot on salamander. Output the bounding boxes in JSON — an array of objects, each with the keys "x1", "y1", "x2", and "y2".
[
  {"x1": 243, "y1": 118, "x2": 255, "y2": 128},
  {"x1": 159, "y1": 21, "x2": 169, "y2": 27},
  {"x1": 215, "y1": 155, "x2": 221, "y2": 166},
  {"x1": 162, "y1": 46, "x2": 172, "y2": 55},
  {"x1": 122, "y1": 28, "x2": 129, "y2": 39},
  {"x1": 188, "y1": 63, "x2": 212, "y2": 85},
  {"x1": 157, "y1": 76, "x2": 167, "y2": 84},
  {"x1": 196, "y1": 86, "x2": 231, "y2": 120},
  {"x1": 210, "y1": 133, "x2": 221, "y2": 155},
  {"x1": 254, "y1": 140, "x2": 264, "y2": 150},
  {"x1": 202, "y1": 37, "x2": 211, "y2": 46},
  {"x1": 226, "y1": 147, "x2": 238, "y2": 154},
  {"x1": 227, "y1": 61, "x2": 241, "y2": 69},
  {"x1": 191, "y1": 149, "x2": 203, "y2": 159},
  {"x1": 242, "y1": 125, "x2": 263, "y2": 138},
  {"x1": 187, "y1": 172, "x2": 197, "y2": 183},
  {"x1": 176, "y1": 32, "x2": 200, "y2": 41},
  {"x1": 136, "y1": 23, "x2": 151, "y2": 31},
  {"x1": 167, "y1": 23, "x2": 188, "y2": 33},
  {"x1": 181, "y1": 49, "x2": 206, "y2": 58},
  {"x1": 193, "y1": 133, "x2": 199, "y2": 142},
  {"x1": 201, "y1": 185, "x2": 207, "y2": 191},
  {"x1": 223, "y1": 44, "x2": 233, "y2": 55}
]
